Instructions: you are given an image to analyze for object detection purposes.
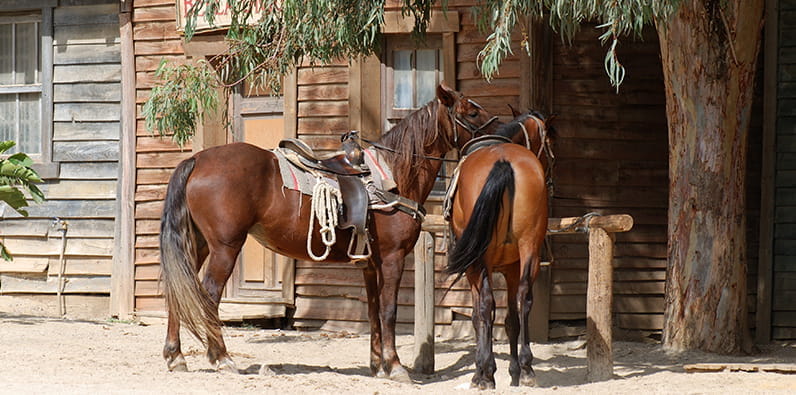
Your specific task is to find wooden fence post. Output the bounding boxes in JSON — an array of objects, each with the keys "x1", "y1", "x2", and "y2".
[
  {"x1": 413, "y1": 231, "x2": 435, "y2": 374},
  {"x1": 586, "y1": 227, "x2": 614, "y2": 382}
]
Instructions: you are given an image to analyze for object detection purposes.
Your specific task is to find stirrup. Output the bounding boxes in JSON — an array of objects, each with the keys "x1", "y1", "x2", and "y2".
[{"x1": 348, "y1": 231, "x2": 371, "y2": 266}]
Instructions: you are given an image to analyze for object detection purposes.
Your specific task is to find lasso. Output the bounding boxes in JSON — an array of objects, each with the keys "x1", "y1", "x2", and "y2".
[{"x1": 307, "y1": 176, "x2": 342, "y2": 261}]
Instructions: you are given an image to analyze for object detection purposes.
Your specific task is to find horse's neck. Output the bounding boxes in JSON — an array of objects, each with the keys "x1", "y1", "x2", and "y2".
[{"x1": 397, "y1": 157, "x2": 444, "y2": 204}]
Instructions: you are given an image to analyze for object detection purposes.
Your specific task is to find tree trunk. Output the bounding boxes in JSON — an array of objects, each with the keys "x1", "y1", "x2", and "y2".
[{"x1": 656, "y1": 0, "x2": 763, "y2": 353}]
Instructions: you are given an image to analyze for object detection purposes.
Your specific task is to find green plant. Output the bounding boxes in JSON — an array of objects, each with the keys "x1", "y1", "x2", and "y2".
[{"x1": 0, "y1": 140, "x2": 45, "y2": 261}]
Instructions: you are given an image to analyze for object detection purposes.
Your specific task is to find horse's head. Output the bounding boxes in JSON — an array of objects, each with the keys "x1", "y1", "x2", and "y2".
[
  {"x1": 436, "y1": 83, "x2": 501, "y2": 150},
  {"x1": 500, "y1": 105, "x2": 556, "y2": 170}
]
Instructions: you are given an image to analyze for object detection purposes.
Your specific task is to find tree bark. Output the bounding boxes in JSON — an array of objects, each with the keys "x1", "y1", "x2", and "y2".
[{"x1": 656, "y1": 0, "x2": 763, "y2": 353}]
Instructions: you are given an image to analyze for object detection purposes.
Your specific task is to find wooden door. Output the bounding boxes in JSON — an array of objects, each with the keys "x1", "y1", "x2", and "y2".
[{"x1": 219, "y1": 94, "x2": 295, "y2": 321}]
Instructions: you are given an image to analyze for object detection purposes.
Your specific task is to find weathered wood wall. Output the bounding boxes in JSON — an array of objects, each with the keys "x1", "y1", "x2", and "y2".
[
  {"x1": 130, "y1": 0, "x2": 193, "y2": 313},
  {"x1": 0, "y1": 2, "x2": 121, "y2": 306},
  {"x1": 772, "y1": 0, "x2": 796, "y2": 340}
]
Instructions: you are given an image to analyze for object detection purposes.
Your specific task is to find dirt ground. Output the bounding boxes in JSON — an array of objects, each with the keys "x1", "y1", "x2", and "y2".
[{"x1": 1, "y1": 299, "x2": 795, "y2": 394}]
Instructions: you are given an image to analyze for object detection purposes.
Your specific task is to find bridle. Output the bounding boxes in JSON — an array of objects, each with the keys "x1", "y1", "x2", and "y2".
[{"x1": 448, "y1": 99, "x2": 499, "y2": 150}]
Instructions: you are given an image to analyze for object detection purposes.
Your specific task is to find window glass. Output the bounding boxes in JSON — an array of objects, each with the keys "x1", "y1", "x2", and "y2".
[
  {"x1": 15, "y1": 22, "x2": 39, "y2": 85},
  {"x1": 0, "y1": 24, "x2": 12, "y2": 85},
  {"x1": 415, "y1": 49, "x2": 438, "y2": 106},
  {"x1": 393, "y1": 50, "x2": 412, "y2": 109},
  {"x1": 0, "y1": 17, "x2": 42, "y2": 154}
]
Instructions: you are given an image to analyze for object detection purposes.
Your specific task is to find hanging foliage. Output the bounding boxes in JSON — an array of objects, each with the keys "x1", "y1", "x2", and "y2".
[{"x1": 143, "y1": 0, "x2": 682, "y2": 143}]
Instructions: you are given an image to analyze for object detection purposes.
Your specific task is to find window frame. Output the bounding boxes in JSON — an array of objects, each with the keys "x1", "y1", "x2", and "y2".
[{"x1": 0, "y1": 7, "x2": 56, "y2": 179}]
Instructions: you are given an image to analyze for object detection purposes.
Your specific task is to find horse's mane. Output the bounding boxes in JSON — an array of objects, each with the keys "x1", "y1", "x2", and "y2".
[
  {"x1": 377, "y1": 100, "x2": 445, "y2": 190},
  {"x1": 496, "y1": 110, "x2": 557, "y2": 142}
]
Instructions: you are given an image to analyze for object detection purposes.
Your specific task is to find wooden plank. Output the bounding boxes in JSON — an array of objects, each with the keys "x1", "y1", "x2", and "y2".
[
  {"x1": 136, "y1": 151, "x2": 193, "y2": 168},
  {"x1": 53, "y1": 43, "x2": 121, "y2": 65},
  {"x1": 133, "y1": 40, "x2": 185, "y2": 56},
  {"x1": 132, "y1": 21, "x2": 181, "y2": 40},
  {"x1": 39, "y1": 180, "x2": 117, "y2": 199},
  {"x1": 47, "y1": 257, "x2": 112, "y2": 276},
  {"x1": 0, "y1": 258, "x2": 49, "y2": 274},
  {"x1": 586, "y1": 227, "x2": 614, "y2": 382},
  {"x1": 297, "y1": 101, "x2": 349, "y2": 117},
  {"x1": 0, "y1": 237, "x2": 114, "y2": 256},
  {"x1": 59, "y1": 162, "x2": 118, "y2": 180},
  {"x1": 131, "y1": 4, "x2": 176, "y2": 23},
  {"x1": 0, "y1": 274, "x2": 110, "y2": 294},
  {"x1": 297, "y1": 67, "x2": 349, "y2": 85},
  {"x1": 2, "y1": 200, "x2": 117, "y2": 219},
  {"x1": 413, "y1": 231, "x2": 435, "y2": 374},
  {"x1": 54, "y1": 4, "x2": 118, "y2": 25},
  {"x1": 684, "y1": 363, "x2": 796, "y2": 374},
  {"x1": 54, "y1": 103, "x2": 120, "y2": 122},
  {"x1": 54, "y1": 23, "x2": 120, "y2": 45},
  {"x1": 294, "y1": 296, "x2": 452, "y2": 324},
  {"x1": 0, "y1": 219, "x2": 114, "y2": 238},
  {"x1": 54, "y1": 83, "x2": 121, "y2": 103},
  {"x1": 382, "y1": 10, "x2": 459, "y2": 33},
  {"x1": 298, "y1": 84, "x2": 347, "y2": 101},
  {"x1": 54, "y1": 64, "x2": 121, "y2": 83},
  {"x1": 53, "y1": 121, "x2": 119, "y2": 141},
  {"x1": 218, "y1": 301, "x2": 286, "y2": 321},
  {"x1": 615, "y1": 313, "x2": 664, "y2": 330},
  {"x1": 53, "y1": 141, "x2": 119, "y2": 162}
]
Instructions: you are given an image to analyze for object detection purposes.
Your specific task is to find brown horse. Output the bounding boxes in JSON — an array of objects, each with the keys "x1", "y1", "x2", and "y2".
[
  {"x1": 159, "y1": 84, "x2": 500, "y2": 382},
  {"x1": 445, "y1": 111, "x2": 553, "y2": 389}
]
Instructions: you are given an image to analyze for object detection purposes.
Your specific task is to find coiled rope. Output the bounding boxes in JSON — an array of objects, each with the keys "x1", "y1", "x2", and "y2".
[{"x1": 307, "y1": 177, "x2": 342, "y2": 261}]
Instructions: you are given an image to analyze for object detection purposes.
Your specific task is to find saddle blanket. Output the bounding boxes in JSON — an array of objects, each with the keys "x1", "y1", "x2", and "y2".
[{"x1": 273, "y1": 147, "x2": 395, "y2": 198}]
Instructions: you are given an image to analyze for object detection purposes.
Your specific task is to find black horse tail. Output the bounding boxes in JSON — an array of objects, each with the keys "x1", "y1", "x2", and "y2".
[
  {"x1": 446, "y1": 160, "x2": 515, "y2": 275},
  {"x1": 160, "y1": 157, "x2": 221, "y2": 346}
]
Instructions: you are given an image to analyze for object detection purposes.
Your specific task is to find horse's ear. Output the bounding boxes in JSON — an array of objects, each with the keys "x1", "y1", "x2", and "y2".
[
  {"x1": 436, "y1": 83, "x2": 456, "y2": 107},
  {"x1": 508, "y1": 103, "x2": 520, "y2": 118}
]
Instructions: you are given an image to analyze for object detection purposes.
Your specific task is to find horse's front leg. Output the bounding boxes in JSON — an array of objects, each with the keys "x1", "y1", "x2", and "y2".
[
  {"x1": 202, "y1": 245, "x2": 242, "y2": 373},
  {"x1": 362, "y1": 263, "x2": 384, "y2": 377},
  {"x1": 377, "y1": 251, "x2": 412, "y2": 383}
]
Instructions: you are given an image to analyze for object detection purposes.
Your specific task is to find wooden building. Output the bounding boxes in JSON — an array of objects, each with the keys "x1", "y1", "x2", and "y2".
[
  {"x1": 0, "y1": 0, "x2": 791, "y2": 343},
  {"x1": 0, "y1": 0, "x2": 125, "y2": 316}
]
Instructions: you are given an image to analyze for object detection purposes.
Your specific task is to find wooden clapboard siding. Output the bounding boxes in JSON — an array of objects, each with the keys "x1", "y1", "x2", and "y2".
[
  {"x1": 0, "y1": 2, "x2": 121, "y2": 299},
  {"x1": 548, "y1": 25, "x2": 669, "y2": 329},
  {"x1": 130, "y1": 0, "x2": 191, "y2": 311},
  {"x1": 771, "y1": 0, "x2": 796, "y2": 340}
]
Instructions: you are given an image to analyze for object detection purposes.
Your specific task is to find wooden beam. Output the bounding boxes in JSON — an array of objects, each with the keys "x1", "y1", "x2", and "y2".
[
  {"x1": 111, "y1": 10, "x2": 136, "y2": 320},
  {"x1": 413, "y1": 231, "x2": 435, "y2": 374},
  {"x1": 382, "y1": 10, "x2": 459, "y2": 34},
  {"x1": 523, "y1": 15, "x2": 553, "y2": 113},
  {"x1": 756, "y1": 0, "x2": 778, "y2": 344},
  {"x1": 586, "y1": 227, "x2": 614, "y2": 382}
]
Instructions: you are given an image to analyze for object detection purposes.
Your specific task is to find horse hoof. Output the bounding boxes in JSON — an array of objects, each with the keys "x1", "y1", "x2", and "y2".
[
  {"x1": 520, "y1": 373, "x2": 538, "y2": 387},
  {"x1": 217, "y1": 357, "x2": 238, "y2": 374},
  {"x1": 375, "y1": 368, "x2": 388, "y2": 378},
  {"x1": 470, "y1": 379, "x2": 496, "y2": 390},
  {"x1": 388, "y1": 366, "x2": 413, "y2": 384},
  {"x1": 167, "y1": 355, "x2": 188, "y2": 372}
]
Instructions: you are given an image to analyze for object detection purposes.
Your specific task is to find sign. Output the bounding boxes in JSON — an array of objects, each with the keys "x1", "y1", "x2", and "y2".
[{"x1": 176, "y1": 0, "x2": 267, "y2": 32}]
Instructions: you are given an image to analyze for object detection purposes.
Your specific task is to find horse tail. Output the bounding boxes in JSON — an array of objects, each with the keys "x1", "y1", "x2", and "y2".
[
  {"x1": 160, "y1": 157, "x2": 220, "y2": 346},
  {"x1": 446, "y1": 160, "x2": 515, "y2": 275}
]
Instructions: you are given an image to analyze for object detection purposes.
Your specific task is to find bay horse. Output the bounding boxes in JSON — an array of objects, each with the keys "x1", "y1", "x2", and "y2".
[
  {"x1": 159, "y1": 84, "x2": 500, "y2": 382},
  {"x1": 445, "y1": 110, "x2": 554, "y2": 389}
]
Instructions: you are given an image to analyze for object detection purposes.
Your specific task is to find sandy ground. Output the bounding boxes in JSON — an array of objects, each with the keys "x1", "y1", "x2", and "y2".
[{"x1": 1, "y1": 302, "x2": 795, "y2": 394}]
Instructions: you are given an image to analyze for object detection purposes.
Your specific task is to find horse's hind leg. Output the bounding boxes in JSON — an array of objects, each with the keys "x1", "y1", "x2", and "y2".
[
  {"x1": 201, "y1": 244, "x2": 243, "y2": 373},
  {"x1": 467, "y1": 266, "x2": 497, "y2": 390},
  {"x1": 517, "y1": 253, "x2": 540, "y2": 386},
  {"x1": 362, "y1": 263, "x2": 384, "y2": 377},
  {"x1": 502, "y1": 265, "x2": 522, "y2": 386},
  {"x1": 163, "y1": 243, "x2": 209, "y2": 372}
]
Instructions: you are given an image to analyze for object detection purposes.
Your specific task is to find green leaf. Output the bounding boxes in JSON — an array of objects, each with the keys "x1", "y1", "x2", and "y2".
[
  {"x1": 0, "y1": 140, "x2": 14, "y2": 154},
  {"x1": 0, "y1": 242, "x2": 12, "y2": 261},
  {"x1": 0, "y1": 185, "x2": 30, "y2": 216}
]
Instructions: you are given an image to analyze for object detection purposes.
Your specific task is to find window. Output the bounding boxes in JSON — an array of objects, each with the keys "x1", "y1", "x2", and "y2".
[
  {"x1": 383, "y1": 35, "x2": 445, "y2": 131},
  {"x1": 0, "y1": 13, "x2": 42, "y2": 154}
]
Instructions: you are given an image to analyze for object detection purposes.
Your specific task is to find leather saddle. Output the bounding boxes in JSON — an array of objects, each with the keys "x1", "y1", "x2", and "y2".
[{"x1": 278, "y1": 132, "x2": 371, "y2": 262}]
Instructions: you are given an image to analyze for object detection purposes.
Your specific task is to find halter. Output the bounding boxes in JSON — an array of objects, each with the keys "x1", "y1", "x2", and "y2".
[
  {"x1": 519, "y1": 114, "x2": 556, "y2": 196},
  {"x1": 448, "y1": 99, "x2": 499, "y2": 149}
]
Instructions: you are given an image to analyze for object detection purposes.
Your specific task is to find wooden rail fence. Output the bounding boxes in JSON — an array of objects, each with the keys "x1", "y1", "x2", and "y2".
[{"x1": 413, "y1": 213, "x2": 634, "y2": 382}]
